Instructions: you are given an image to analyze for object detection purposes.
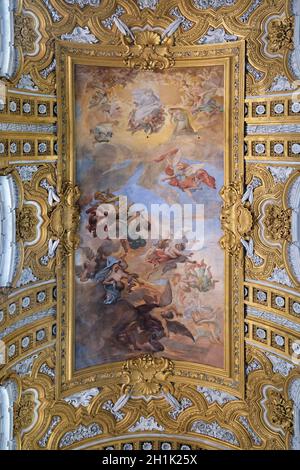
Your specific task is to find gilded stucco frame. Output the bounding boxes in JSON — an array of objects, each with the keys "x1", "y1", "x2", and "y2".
[{"x1": 55, "y1": 39, "x2": 246, "y2": 399}]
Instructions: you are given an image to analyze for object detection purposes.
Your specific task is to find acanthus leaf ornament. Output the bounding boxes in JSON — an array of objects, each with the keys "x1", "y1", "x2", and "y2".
[
  {"x1": 16, "y1": 205, "x2": 38, "y2": 242},
  {"x1": 13, "y1": 393, "x2": 35, "y2": 434},
  {"x1": 267, "y1": 17, "x2": 294, "y2": 54},
  {"x1": 14, "y1": 13, "x2": 39, "y2": 55},
  {"x1": 122, "y1": 31, "x2": 175, "y2": 70},
  {"x1": 266, "y1": 390, "x2": 294, "y2": 433},
  {"x1": 263, "y1": 205, "x2": 292, "y2": 242},
  {"x1": 121, "y1": 354, "x2": 174, "y2": 396}
]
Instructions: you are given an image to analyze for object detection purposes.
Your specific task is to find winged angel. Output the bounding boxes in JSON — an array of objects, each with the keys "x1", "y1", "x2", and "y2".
[
  {"x1": 155, "y1": 148, "x2": 216, "y2": 197},
  {"x1": 128, "y1": 88, "x2": 166, "y2": 135}
]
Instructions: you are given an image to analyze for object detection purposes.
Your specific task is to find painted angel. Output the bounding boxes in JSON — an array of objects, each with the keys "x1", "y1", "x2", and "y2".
[
  {"x1": 183, "y1": 259, "x2": 219, "y2": 293},
  {"x1": 85, "y1": 191, "x2": 119, "y2": 238},
  {"x1": 146, "y1": 239, "x2": 193, "y2": 274},
  {"x1": 155, "y1": 148, "x2": 216, "y2": 197},
  {"x1": 190, "y1": 89, "x2": 223, "y2": 116},
  {"x1": 128, "y1": 88, "x2": 166, "y2": 135}
]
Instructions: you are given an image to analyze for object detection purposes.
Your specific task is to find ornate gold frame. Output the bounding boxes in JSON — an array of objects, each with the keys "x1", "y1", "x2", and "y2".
[{"x1": 55, "y1": 39, "x2": 246, "y2": 399}]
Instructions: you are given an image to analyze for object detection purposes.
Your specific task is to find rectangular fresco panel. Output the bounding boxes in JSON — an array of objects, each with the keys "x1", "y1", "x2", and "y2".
[{"x1": 74, "y1": 64, "x2": 225, "y2": 370}]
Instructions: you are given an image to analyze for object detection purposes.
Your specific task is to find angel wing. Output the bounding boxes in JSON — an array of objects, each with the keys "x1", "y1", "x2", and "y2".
[
  {"x1": 166, "y1": 320, "x2": 195, "y2": 342},
  {"x1": 172, "y1": 152, "x2": 182, "y2": 169},
  {"x1": 184, "y1": 163, "x2": 204, "y2": 177},
  {"x1": 155, "y1": 148, "x2": 179, "y2": 163}
]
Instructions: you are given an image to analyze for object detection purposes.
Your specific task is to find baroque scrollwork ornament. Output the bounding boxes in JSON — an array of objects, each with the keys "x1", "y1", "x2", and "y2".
[
  {"x1": 243, "y1": 164, "x2": 299, "y2": 285},
  {"x1": 50, "y1": 183, "x2": 80, "y2": 255},
  {"x1": 14, "y1": 13, "x2": 39, "y2": 55},
  {"x1": 122, "y1": 31, "x2": 175, "y2": 70},
  {"x1": 267, "y1": 17, "x2": 294, "y2": 54},
  {"x1": 220, "y1": 179, "x2": 253, "y2": 255},
  {"x1": 16, "y1": 206, "x2": 38, "y2": 242},
  {"x1": 263, "y1": 205, "x2": 291, "y2": 242},
  {"x1": 13, "y1": 393, "x2": 35, "y2": 434},
  {"x1": 122, "y1": 355, "x2": 174, "y2": 396}
]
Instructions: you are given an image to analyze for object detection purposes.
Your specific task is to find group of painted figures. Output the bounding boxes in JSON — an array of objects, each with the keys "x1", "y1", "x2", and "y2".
[
  {"x1": 76, "y1": 186, "x2": 221, "y2": 353},
  {"x1": 77, "y1": 69, "x2": 224, "y2": 353}
]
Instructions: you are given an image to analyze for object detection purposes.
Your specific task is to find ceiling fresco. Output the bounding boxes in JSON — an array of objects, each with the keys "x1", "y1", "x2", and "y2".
[{"x1": 0, "y1": 0, "x2": 300, "y2": 451}]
